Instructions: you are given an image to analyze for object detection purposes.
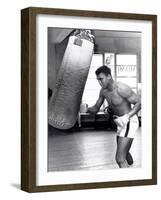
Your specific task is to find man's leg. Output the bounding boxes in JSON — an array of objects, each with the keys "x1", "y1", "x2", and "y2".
[
  {"x1": 116, "y1": 136, "x2": 133, "y2": 165},
  {"x1": 126, "y1": 151, "x2": 133, "y2": 165},
  {"x1": 115, "y1": 136, "x2": 133, "y2": 168}
]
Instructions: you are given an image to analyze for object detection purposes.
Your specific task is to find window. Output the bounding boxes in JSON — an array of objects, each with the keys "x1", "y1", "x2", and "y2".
[
  {"x1": 82, "y1": 54, "x2": 103, "y2": 108},
  {"x1": 116, "y1": 54, "x2": 137, "y2": 93},
  {"x1": 104, "y1": 53, "x2": 115, "y2": 77},
  {"x1": 82, "y1": 53, "x2": 139, "y2": 113},
  {"x1": 82, "y1": 53, "x2": 114, "y2": 112}
]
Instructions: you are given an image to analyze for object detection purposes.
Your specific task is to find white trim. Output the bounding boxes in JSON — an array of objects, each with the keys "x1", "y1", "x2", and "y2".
[{"x1": 36, "y1": 14, "x2": 152, "y2": 186}]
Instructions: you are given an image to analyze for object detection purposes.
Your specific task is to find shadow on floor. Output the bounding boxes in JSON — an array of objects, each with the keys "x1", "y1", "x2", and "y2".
[{"x1": 10, "y1": 183, "x2": 20, "y2": 190}]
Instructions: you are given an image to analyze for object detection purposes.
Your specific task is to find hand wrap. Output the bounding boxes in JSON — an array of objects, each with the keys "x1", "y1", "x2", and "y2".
[{"x1": 114, "y1": 114, "x2": 130, "y2": 128}]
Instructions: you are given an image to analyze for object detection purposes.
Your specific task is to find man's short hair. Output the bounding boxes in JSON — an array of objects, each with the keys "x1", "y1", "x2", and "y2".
[{"x1": 95, "y1": 65, "x2": 111, "y2": 76}]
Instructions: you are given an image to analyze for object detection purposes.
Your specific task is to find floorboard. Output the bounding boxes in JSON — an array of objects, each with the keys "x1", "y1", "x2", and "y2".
[{"x1": 48, "y1": 127, "x2": 141, "y2": 171}]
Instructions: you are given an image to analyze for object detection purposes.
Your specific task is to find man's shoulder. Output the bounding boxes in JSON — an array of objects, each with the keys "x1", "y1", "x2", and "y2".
[
  {"x1": 116, "y1": 82, "x2": 132, "y2": 97},
  {"x1": 116, "y1": 81, "x2": 131, "y2": 91}
]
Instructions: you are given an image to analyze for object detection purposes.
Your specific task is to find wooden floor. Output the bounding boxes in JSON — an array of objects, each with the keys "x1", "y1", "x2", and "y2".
[{"x1": 48, "y1": 126, "x2": 141, "y2": 171}]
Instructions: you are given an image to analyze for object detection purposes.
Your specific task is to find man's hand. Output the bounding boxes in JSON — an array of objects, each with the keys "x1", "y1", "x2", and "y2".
[{"x1": 114, "y1": 114, "x2": 130, "y2": 128}]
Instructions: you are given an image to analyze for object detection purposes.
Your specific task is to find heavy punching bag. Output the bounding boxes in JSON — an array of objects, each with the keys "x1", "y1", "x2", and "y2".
[{"x1": 48, "y1": 30, "x2": 94, "y2": 129}]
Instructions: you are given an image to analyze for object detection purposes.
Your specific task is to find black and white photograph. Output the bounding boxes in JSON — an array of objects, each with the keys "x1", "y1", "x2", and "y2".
[
  {"x1": 47, "y1": 28, "x2": 142, "y2": 172},
  {"x1": 21, "y1": 7, "x2": 157, "y2": 192}
]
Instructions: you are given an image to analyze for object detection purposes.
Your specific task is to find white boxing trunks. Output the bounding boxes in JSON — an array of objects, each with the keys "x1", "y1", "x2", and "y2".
[{"x1": 116, "y1": 115, "x2": 139, "y2": 138}]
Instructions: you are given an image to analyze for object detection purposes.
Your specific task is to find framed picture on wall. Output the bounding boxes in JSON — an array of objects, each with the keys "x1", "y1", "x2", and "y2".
[{"x1": 21, "y1": 7, "x2": 157, "y2": 192}]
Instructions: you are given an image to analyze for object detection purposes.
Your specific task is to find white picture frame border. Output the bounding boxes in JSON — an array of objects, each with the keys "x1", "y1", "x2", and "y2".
[{"x1": 36, "y1": 14, "x2": 152, "y2": 186}]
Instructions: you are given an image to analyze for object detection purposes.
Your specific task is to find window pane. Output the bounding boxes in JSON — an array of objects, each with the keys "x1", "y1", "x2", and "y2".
[
  {"x1": 87, "y1": 54, "x2": 103, "y2": 78},
  {"x1": 104, "y1": 53, "x2": 115, "y2": 65},
  {"x1": 116, "y1": 55, "x2": 137, "y2": 65},
  {"x1": 90, "y1": 54, "x2": 103, "y2": 67},
  {"x1": 82, "y1": 54, "x2": 103, "y2": 107},
  {"x1": 84, "y1": 79, "x2": 100, "y2": 91},
  {"x1": 132, "y1": 89, "x2": 137, "y2": 94},
  {"x1": 116, "y1": 65, "x2": 137, "y2": 77},
  {"x1": 104, "y1": 53, "x2": 115, "y2": 77},
  {"x1": 82, "y1": 90, "x2": 101, "y2": 106}
]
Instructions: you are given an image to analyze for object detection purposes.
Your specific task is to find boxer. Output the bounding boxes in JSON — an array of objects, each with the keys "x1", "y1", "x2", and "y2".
[{"x1": 86, "y1": 65, "x2": 141, "y2": 168}]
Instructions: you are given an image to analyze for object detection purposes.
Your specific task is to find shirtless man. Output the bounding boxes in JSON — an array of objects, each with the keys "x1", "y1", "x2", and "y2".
[{"x1": 86, "y1": 65, "x2": 141, "y2": 168}]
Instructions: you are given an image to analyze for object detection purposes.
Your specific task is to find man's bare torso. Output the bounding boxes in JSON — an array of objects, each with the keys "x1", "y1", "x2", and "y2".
[{"x1": 101, "y1": 82, "x2": 131, "y2": 116}]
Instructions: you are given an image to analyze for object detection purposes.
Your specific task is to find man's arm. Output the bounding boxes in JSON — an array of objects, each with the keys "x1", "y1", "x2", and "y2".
[
  {"x1": 87, "y1": 90, "x2": 105, "y2": 114},
  {"x1": 118, "y1": 83, "x2": 141, "y2": 119}
]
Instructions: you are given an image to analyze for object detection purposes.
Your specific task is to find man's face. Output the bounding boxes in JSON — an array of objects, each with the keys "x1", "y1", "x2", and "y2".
[{"x1": 96, "y1": 73, "x2": 111, "y2": 89}]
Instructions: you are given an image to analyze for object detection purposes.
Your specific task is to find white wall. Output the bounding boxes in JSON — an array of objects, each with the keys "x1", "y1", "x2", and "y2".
[{"x1": 0, "y1": 0, "x2": 160, "y2": 199}]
